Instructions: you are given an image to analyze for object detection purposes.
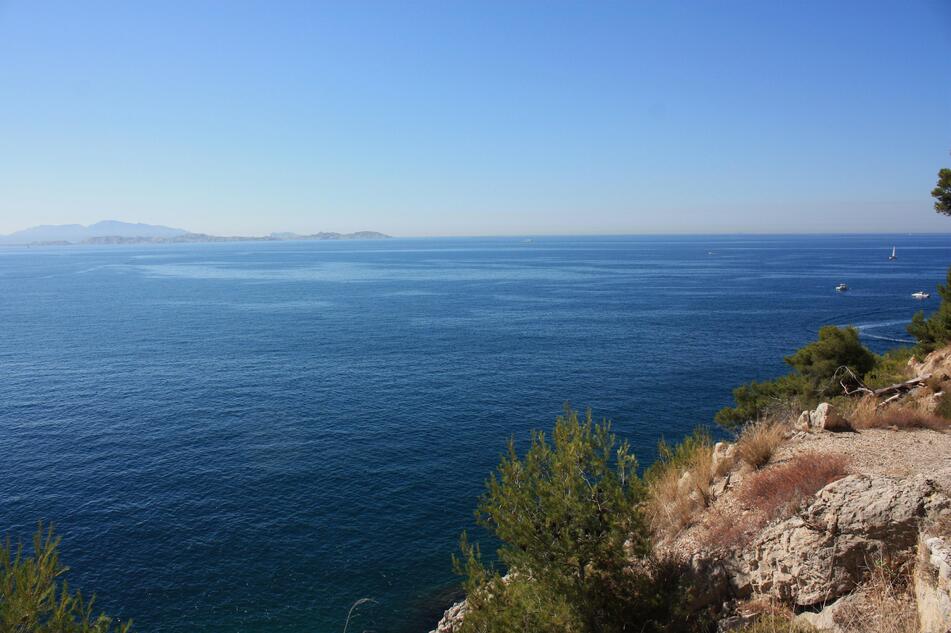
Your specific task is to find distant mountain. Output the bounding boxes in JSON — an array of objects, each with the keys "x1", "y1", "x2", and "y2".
[
  {"x1": 0, "y1": 221, "x2": 391, "y2": 245},
  {"x1": 268, "y1": 231, "x2": 390, "y2": 241},
  {"x1": 0, "y1": 220, "x2": 188, "y2": 244}
]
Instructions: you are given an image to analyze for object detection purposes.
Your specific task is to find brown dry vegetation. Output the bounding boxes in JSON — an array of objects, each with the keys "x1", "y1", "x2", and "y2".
[
  {"x1": 730, "y1": 599, "x2": 817, "y2": 632},
  {"x1": 932, "y1": 513, "x2": 951, "y2": 535},
  {"x1": 738, "y1": 452, "x2": 850, "y2": 521},
  {"x1": 698, "y1": 505, "x2": 759, "y2": 553},
  {"x1": 734, "y1": 615, "x2": 817, "y2": 633},
  {"x1": 645, "y1": 443, "x2": 715, "y2": 539},
  {"x1": 834, "y1": 557, "x2": 918, "y2": 633},
  {"x1": 736, "y1": 421, "x2": 786, "y2": 469},
  {"x1": 698, "y1": 452, "x2": 850, "y2": 552},
  {"x1": 850, "y1": 405, "x2": 951, "y2": 431}
]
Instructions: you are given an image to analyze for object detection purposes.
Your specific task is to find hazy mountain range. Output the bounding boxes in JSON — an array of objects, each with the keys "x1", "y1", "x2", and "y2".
[{"x1": 0, "y1": 221, "x2": 390, "y2": 245}]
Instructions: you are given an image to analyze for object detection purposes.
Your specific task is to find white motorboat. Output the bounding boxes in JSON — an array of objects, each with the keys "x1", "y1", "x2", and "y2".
[
  {"x1": 912, "y1": 291, "x2": 930, "y2": 300},
  {"x1": 835, "y1": 283, "x2": 848, "y2": 292}
]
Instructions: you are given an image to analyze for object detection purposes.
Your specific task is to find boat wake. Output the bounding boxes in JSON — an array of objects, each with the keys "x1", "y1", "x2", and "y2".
[{"x1": 853, "y1": 318, "x2": 916, "y2": 344}]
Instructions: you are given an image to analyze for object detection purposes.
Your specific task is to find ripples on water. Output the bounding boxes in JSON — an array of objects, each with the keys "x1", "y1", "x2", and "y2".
[{"x1": 0, "y1": 235, "x2": 948, "y2": 632}]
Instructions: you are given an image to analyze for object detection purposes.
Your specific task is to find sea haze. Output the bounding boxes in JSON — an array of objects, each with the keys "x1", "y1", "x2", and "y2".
[{"x1": 0, "y1": 234, "x2": 948, "y2": 633}]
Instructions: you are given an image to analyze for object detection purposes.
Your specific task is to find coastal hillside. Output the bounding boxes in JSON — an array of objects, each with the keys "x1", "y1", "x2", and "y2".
[
  {"x1": 0, "y1": 220, "x2": 188, "y2": 243},
  {"x1": 432, "y1": 342, "x2": 951, "y2": 633},
  {"x1": 0, "y1": 221, "x2": 391, "y2": 245},
  {"x1": 653, "y1": 348, "x2": 951, "y2": 633}
]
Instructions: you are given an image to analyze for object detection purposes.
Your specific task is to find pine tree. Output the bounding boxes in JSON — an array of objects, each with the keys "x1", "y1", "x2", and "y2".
[
  {"x1": 0, "y1": 524, "x2": 131, "y2": 633},
  {"x1": 908, "y1": 267, "x2": 951, "y2": 354}
]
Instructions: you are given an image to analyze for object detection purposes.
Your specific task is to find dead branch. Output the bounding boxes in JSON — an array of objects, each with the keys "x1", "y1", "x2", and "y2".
[
  {"x1": 833, "y1": 366, "x2": 871, "y2": 396},
  {"x1": 877, "y1": 392, "x2": 903, "y2": 408},
  {"x1": 871, "y1": 374, "x2": 930, "y2": 397}
]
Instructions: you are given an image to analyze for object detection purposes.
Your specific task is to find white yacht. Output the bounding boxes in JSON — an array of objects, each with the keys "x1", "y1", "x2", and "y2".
[
  {"x1": 889, "y1": 246, "x2": 897, "y2": 260},
  {"x1": 912, "y1": 291, "x2": 930, "y2": 300},
  {"x1": 835, "y1": 283, "x2": 848, "y2": 292}
]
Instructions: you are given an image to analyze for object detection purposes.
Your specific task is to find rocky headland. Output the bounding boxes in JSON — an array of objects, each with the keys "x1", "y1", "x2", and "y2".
[{"x1": 432, "y1": 347, "x2": 951, "y2": 633}]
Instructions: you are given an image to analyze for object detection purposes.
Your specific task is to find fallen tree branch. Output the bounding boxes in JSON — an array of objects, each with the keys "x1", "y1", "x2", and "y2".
[
  {"x1": 877, "y1": 392, "x2": 903, "y2": 408},
  {"x1": 871, "y1": 374, "x2": 930, "y2": 397},
  {"x1": 841, "y1": 380, "x2": 873, "y2": 396},
  {"x1": 833, "y1": 366, "x2": 872, "y2": 396}
]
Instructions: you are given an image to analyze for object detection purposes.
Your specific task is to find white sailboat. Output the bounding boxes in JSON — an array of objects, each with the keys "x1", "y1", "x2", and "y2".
[{"x1": 889, "y1": 246, "x2": 897, "y2": 260}]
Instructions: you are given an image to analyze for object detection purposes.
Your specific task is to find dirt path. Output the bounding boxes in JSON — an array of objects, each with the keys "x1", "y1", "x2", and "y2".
[{"x1": 776, "y1": 427, "x2": 951, "y2": 493}]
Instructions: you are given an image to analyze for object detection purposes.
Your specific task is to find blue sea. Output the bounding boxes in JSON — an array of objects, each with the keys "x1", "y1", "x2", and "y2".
[{"x1": 1, "y1": 234, "x2": 948, "y2": 633}]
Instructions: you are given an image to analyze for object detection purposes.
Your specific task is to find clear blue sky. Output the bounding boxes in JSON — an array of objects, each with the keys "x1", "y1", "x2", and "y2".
[{"x1": 1, "y1": 1, "x2": 950, "y2": 236}]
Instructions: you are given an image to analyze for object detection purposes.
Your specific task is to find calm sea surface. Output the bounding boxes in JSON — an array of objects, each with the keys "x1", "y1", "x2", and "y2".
[{"x1": 1, "y1": 235, "x2": 949, "y2": 633}]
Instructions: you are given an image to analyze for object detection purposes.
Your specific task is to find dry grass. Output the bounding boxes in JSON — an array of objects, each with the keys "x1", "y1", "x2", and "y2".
[
  {"x1": 736, "y1": 421, "x2": 786, "y2": 469},
  {"x1": 850, "y1": 405, "x2": 951, "y2": 431},
  {"x1": 924, "y1": 513, "x2": 951, "y2": 539},
  {"x1": 733, "y1": 558, "x2": 915, "y2": 633},
  {"x1": 936, "y1": 393, "x2": 951, "y2": 420},
  {"x1": 835, "y1": 557, "x2": 917, "y2": 633},
  {"x1": 734, "y1": 615, "x2": 817, "y2": 633},
  {"x1": 698, "y1": 505, "x2": 762, "y2": 552},
  {"x1": 645, "y1": 444, "x2": 715, "y2": 539},
  {"x1": 738, "y1": 452, "x2": 850, "y2": 521},
  {"x1": 699, "y1": 452, "x2": 850, "y2": 552},
  {"x1": 845, "y1": 395, "x2": 877, "y2": 425}
]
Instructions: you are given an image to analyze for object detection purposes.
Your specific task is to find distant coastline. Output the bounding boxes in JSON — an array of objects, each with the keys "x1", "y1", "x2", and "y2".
[
  {"x1": 76, "y1": 231, "x2": 391, "y2": 246},
  {"x1": 0, "y1": 221, "x2": 390, "y2": 246}
]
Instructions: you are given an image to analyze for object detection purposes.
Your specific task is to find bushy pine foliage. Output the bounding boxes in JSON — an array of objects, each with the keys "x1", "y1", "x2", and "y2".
[
  {"x1": 908, "y1": 267, "x2": 951, "y2": 354},
  {"x1": 933, "y1": 168, "x2": 951, "y2": 215},
  {"x1": 716, "y1": 326, "x2": 875, "y2": 429},
  {"x1": 1, "y1": 524, "x2": 131, "y2": 633},
  {"x1": 454, "y1": 408, "x2": 688, "y2": 633},
  {"x1": 714, "y1": 374, "x2": 811, "y2": 429},
  {"x1": 862, "y1": 347, "x2": 914, "y2": 390},
  {"x1": 784, "y1": 326, "x2": 875, "y2": 391}
]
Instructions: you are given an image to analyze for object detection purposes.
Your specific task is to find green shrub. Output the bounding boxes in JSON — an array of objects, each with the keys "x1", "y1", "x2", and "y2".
[
  {"x1": 784, "y1": 325, "x2": 876, "y2": 394},
  {"x1": 715, "y1": 374, "x2": 812, "y2": 430},
  {"x1": 863, "y1": 347, "x2": 915, "y2": 390},
  {"x1": 454, "y1": 408, "x2": 686, "y2": 633},
  {"x1": 909, "y1": 267, "x2": 951, "y2": 354},
  {"x1": 716, "y1": 326, "x2": 876, "y2": 430},
  {"x1": 1, "y1": 524, "x2": 131, "y2": 633}
]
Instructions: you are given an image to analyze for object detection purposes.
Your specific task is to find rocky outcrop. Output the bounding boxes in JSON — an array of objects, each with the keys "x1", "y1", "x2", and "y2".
[
  {"x1": 712, "y1": 441, "x2": 736, "y2": 476},
  {"x1": 915, "y1": 528, "x2": 951, "y2": 633},
  {"x1": 910, "y1": 346, "x2": 951, "y2": 378},
  {"x1": 794, "y1": 403, "x2": 851, "y2": 433},
  {"x1": 793, "y1": 592, "x2": 861, "y2": 633},
  {"x1": 729, "y1": 474, "x2": 949, "y2": 606},
  {"x1": 430, "y1": 599, "x2": 466, "y2": 633},
  {"x1": 428, "y1": 347, "x2": 951, "y2": 633}
]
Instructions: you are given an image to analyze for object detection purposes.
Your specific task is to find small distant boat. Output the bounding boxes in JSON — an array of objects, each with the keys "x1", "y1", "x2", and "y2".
[
  {"x1": 836, "y1": 283, "x2": 849, "y2": 292},
  {"x1": 889, "y1": 246, "x2": 897, "y2": 260},
  {"x1": 912, "y1": 291, "x2": 930, "y2": 300}
]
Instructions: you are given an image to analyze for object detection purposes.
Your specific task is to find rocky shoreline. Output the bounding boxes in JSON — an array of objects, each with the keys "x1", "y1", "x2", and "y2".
[{"x1": 431, "y1": 348, "x2": 951, "y2": 633}]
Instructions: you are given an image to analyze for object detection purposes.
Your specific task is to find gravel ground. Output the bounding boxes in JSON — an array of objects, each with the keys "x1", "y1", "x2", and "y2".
[{"x1": 778, "y1": 427, "x2": 951, "y2": 494}]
